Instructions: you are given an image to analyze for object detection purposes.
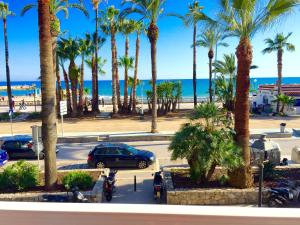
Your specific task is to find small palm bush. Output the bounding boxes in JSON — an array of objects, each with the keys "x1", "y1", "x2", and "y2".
[
  {"x1": 62, "y1": 171, "x2": 93, "y2": 190},
  {"x1": 169, "y1": 103, "x2": 243, "y2": 184},
  {"x1": 0, "y1": 161, "x2": 39, "y2": 191}
]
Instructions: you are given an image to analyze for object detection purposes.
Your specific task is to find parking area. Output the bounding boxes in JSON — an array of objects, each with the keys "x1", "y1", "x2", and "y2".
[{"x1": 2, "y1": 139, "x2": 300, "y2": 204}]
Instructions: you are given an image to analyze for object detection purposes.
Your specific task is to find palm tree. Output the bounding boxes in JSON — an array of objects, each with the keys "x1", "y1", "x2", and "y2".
[
  {"x1": 132, "y1": 20, "x2": 145, "y2": 113},
  {"x1": 91, "y1": 0, "x2": 100, "y2": 114},
  {"x1": 273, "y1": 94, "x2": 295, "y2": 114},
  {"x1": 57, "y1": 40, "x2": 72, "y2": 114},
  {"x1": 37, "y1": 0, "x2": 57, "y2": 190},
  {"x1": 84, "y1": 32, "x2": 106, "y2": 114},
  {"x1": 118, "y1": 56, "x2": 135, "y2": 112},
  {"x1": 119, "y1": 19, "x2": 136, "y2": 112},
  {"x1": 262, "y1": 33, "x2": 295, "y2": 113},
  {"x1": 59, "y1": 37, "x2": 81, "y2": 117},
  {"x1": 213, "y1": 54, "x2": 236, "y2": 113},
  {"x1": 83, "y1": 87, "x2": 90, "y2": 113},
  {"x1": 128, "y1": 76, "x2": 140, "y2": 112},
  {"x1": 85, "y1": 56, "x2": 107, "y2": 76},
  {"x1": 121, "y1": 0, "x2": 167, "y2": 133},
  {"x1": 78, "y1": 37, "x2": 92, "y2": 115},
  {"x1": 169, "y1": 1, "x2": 211, "y2": 107},
  {"x1": 100, "y1": 6, "x2": 120, "y2": 114},
  {"x1": 22, "y1": 0, "x2": 88, "y2": 109},
  {"x1": 218, "y1": 0, "x2": 298, "y2": 188},
  {"x1": 196, "y1": 27, "x2": 228, "y2": 102},
  {"x1": 0, "y1": 2, "x2": 14, "y2": 112}
]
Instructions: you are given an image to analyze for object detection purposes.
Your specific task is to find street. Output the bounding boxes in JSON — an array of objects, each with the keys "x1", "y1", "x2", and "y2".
[{"x1": 3, "y1": 139, "x2": 300, "y2": 204}]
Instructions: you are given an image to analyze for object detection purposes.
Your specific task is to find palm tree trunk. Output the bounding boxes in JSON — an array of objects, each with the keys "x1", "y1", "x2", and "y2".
[
  {"x1": 208, "y1": 49, "x2": 214, "y2": 103},
  {"x1": 3, "y1": 18, "x2": 13, "y2": 111},
  {"x1": 61, "y1": 64, "x2": 72, "y2": 114},
  {"x1": 114, "y1": 43, "x2": 121, "y2": 111},
  {"x1": 123, "y1": 36, "x2": 129, "y2": 112},
  {"x1": 69, "y1": 61, "x2": 78, "y2": 117},
  {"x1": 277, "y1": 48, "x2": 283, "y2": 113},
  {"x1": 193, "y1": 23, "x2": 197, "y2": 107},
  {"x1": 38, "y1": 0, "x2": 57, "y2": 190},
  {"x1": 148, "y1": 22, "x2": 158, "y2": 133},
  {"x1": 129, "y1": 87, "x2": 133, "y2": 112},
  {"x1": 111, "y1": 30, "x2": 117, "y2": 114},
  {"x1": 91, "y1": 56, "x2": 96, "y2": 112},
  {"x1": 231, "y1": 37, "x2": 253, "y2": 188},
  {"x1": 132, "y1": 33, "x2": 140, "y2": 113},
  {"x1": 56, "y1": 54, "x2": 62, "y2": 113},
  {"x1": 52, "y1": 36, "x2": 61, "y2": 114},
  {"x1": 92, "y1": 8, "x2": 99, "y2": 114},
  {"x1": 78, "y1": 55, "x2": 84, "y2": 115}
]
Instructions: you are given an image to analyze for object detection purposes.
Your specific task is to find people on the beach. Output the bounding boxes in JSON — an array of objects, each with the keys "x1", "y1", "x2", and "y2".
[{"x1": 102, "y1": 97, "x2": 105, "y2": 107}]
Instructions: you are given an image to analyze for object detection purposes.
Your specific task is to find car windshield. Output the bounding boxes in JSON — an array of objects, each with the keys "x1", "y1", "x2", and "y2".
[{"x1": 126, "y1": 145, "x2": 138, "y2": 155}]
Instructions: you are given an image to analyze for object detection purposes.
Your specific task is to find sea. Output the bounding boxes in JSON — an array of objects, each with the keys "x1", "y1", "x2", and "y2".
[{"x1": 1, "y1": 77, "x2": 300, "y2": 99}]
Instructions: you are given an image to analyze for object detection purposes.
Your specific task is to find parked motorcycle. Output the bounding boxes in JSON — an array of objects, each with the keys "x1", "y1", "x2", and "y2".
[
  {"x1": 268, "y1": 181, "x2": 300, "y2": 207},
  {"x1": 103, "y1": 170, "x2": 117, "y2": 202},
  {"x1": 42, "y1": 186, "x2": 88, "y2": 203},
  {"x1": 153, "y1": 171, "x2": 163, "y2": 203}
]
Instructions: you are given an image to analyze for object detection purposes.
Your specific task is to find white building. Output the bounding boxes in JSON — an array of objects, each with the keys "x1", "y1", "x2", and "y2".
[{"x1": 252, "y1": 84, "x2": 300, "y2": 115}]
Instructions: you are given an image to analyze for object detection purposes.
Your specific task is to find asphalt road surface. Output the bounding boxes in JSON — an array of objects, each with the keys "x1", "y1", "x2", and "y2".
[{"x1": 56, "y1": 139, "x2": 300, "y2": 161}]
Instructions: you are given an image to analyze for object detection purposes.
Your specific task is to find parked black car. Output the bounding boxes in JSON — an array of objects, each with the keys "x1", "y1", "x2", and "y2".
[
  {"x1": 0, "y1": 135, "x2": 59, "y2": 159},
  {"x1": 87, "y1": 143, "x2": 155, "y2": 169}
]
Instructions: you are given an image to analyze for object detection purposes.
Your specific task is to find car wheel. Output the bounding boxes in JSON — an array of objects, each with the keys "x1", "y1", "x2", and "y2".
[
  {"x1": 96, "y1": 161, "x2": 105, "y2": 169},
  {"x1": 137, "y1": 160, "x2": 147, "y2": 169}
]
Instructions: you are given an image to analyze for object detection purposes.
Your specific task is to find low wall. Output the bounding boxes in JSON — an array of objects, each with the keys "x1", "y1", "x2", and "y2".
[
  {"x1": 57, "y1": 136, "x2": 99, "y2": 144},
  {"x1": 164, "y1": 170, "x2": 268, "y2": 205}
]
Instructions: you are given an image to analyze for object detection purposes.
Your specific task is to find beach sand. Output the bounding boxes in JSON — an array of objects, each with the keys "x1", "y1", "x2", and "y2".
[
  {"x1": 0, "y1": 96, "x2": 299, "y2": 135},
  {"x1": 0, "y1": 110, "x2": 299, "y2": 135}
]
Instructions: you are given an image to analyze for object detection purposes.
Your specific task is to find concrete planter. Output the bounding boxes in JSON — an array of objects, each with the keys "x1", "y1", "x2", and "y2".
[{"x1": 163, "y1": 169, "x2": 268, "y2": 206}]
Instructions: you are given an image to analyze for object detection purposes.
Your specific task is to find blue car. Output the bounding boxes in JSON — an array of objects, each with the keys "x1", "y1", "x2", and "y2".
[{"x1": 0, "y1": 149, "x2": 8, "y2": 167}]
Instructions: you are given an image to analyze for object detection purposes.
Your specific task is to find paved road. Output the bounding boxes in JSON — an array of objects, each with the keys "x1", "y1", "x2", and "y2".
[
  {"x1": 56, "y1": 141, "x2": 186, "y2": 167},
  {"x1": 55, "y1": 139, "x2": 300, "y2": 161}
]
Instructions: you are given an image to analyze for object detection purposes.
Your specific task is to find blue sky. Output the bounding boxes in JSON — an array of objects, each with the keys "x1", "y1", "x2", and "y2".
[{"x1": 0, "y1": 0, "x2": 300, "y2": 81}]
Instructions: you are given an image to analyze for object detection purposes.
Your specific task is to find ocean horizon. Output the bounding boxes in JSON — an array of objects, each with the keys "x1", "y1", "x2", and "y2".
[{"x1": 1, "y1": 77, "x2": 300, "y2": 98}]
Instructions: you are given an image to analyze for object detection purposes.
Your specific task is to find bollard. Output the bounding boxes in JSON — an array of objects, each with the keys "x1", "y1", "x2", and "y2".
[
  {"x1": 134, "y1": 175, "x2": 137, "y2": 192},
  {"x1": 258, "y1": 163, "x2": 264, "y2": 207}
]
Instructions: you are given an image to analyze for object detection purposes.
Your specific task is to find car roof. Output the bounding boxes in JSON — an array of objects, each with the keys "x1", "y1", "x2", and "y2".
[
  {"x1": 0, "y1": 135, "x2": 32, "y2": 143},
  {"x1": 95, "y1": 142, "x2": 128, "y2": 148}
]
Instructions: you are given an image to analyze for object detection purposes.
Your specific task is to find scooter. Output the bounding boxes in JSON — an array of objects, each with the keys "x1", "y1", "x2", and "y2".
[
  {"x1": 42, "y1": 186, "x2": 88, "y2": 203},
  {"x1": 153, "y1": 171, "x2": 163, "y2": 203},
  {"x1": 103, "y1": 170, "x2": 117, "y2": 202},
  {"x1": 71, "y1": 186, "x2": 88, "y2": 203},
  {"x1": 268, "y1": 181, "x2": 300, "y2": 207}
]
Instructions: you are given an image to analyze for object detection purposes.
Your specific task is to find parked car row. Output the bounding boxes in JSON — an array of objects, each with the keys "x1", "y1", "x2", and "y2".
[
  {"x1": 1, "y1": 136, "x2": 155, "y2": 170},
  {"x1": 0, "y1": 135, "x2": 59, "y2": 167}
]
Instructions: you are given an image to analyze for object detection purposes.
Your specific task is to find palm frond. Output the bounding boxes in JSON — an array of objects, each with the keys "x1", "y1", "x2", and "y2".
[{"x1": 20, "y1": 4, "x2": 37, "y2": 16}]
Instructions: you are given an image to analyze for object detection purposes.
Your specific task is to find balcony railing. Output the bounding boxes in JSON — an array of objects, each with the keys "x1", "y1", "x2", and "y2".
[{"x1": 0, "y1": 202, "x2": 299, "y2": 225}]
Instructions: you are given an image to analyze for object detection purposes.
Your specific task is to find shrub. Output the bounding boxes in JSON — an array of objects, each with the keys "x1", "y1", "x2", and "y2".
[
  {"x1": 219, "y1": 175, "x2": 229, "y2": 186},
  {"x1": 0, "y1": 161, "x2": 39, "y2": 191},
  {"x1": 62, "y1": 171, "x2": 93, "y2": 190},
  {"x1": 169, "y1": 103, "x2": 243, "y2": 184}
]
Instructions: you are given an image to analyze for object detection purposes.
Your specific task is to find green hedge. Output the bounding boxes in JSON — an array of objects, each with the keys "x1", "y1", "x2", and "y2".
[
  {"x1": 62, "y1": 171, "x2": 93, "y2": 190},
  {"x1": 0, "y1": 161, "x2": 39, "y2": 191}
]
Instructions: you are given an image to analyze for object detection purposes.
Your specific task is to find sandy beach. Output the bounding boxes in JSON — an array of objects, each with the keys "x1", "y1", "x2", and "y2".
[
  {"x1": 0, "y1": 95, "x2": 299, "y2": 135},
  {"x1": 0, "y1": 110, "x2": 299, "y2": 135}
]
